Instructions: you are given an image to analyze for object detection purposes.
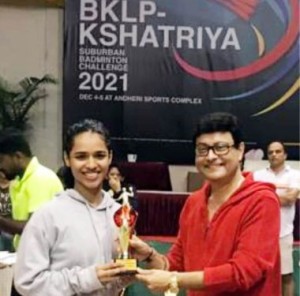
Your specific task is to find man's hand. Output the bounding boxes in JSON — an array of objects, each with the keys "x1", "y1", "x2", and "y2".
[
  {"x1": 129, "y1": 235, "x2": 153, "y2": 261},
  {"x1": 0, "y1": 215, "x2": 27, "y2": 235},
  {"x1": 276, "y1": 186, "x2": 299, "y2": 206}
]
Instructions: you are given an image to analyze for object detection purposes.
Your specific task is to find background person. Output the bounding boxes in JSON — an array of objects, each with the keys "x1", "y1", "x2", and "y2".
[
  {"x1": 130, "y1": 112, "x2": 281, "y2": 296},
  {"x1": 0, "y1": 171, "x2": 11, "y2": 218},
  {"x1": 103, "y1": 163, "x2": 138, "y2": 211},
  {"x1": 254, "y1": 141, "x2": 300, "y2": 296},
  {"x1": 14, "y1": 119, "x2": 133, "y2": 296},
  {"x1": 0, "y1": 128, "x2": 63, "y2": 250},
  {"x1": 0, "y1": 171, "x2": 13, "y2": 251}
]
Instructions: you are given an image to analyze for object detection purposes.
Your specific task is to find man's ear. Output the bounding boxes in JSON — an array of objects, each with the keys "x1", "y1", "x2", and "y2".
[
  {"x1": 238, "y1": 142, "x2": 245, "y2": 162},
  {"x1": 14, "y1": 151, "x2": 23, "y2": 160}
]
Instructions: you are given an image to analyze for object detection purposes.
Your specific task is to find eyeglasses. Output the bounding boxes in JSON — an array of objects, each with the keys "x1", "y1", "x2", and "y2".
[{"x1": 195, "y1": 142, "x2": 235, "y2": 157}]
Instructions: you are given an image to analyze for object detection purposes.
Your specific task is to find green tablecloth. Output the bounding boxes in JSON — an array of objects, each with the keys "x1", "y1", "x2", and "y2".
[
  {"x1": 126, "y1": 241, "x2": 300, "y2": 296},
  {"x1": 126, "y1": 240, "x2": 186, "y2": 296}
]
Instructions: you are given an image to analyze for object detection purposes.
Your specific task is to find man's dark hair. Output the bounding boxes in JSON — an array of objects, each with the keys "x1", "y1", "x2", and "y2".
[
  {"x1": 267, "y1": 141, "x2": 286, "y2": 153},
  {"x1": 193, "y1": 112, "x2": 243, "y2": 146},
  {"x1": 0, "y1": 128, "x2": 32, "y2": 157}
]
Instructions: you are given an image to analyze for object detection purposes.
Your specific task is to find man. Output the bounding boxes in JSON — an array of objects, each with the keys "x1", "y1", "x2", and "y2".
[
  {"x1": 254, "y1": 141, "x2": 300, "y2": 296},
  {"x1": 131, "y1": 112, "x2": 281, "y2": 296},
  {"x1": 0, "y1": 128, "x2": 63, "y2": 249}
]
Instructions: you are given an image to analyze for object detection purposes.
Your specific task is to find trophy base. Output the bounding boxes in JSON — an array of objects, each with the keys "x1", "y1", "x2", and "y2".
[{"x1": 115, "y1": 258, "x2": 137, "y2": 275}]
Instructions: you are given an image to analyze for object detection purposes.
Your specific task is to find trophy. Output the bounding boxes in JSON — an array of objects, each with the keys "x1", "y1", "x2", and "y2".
[{"x1": 113, "y1": 187, "x2": 138, "y2": 274}]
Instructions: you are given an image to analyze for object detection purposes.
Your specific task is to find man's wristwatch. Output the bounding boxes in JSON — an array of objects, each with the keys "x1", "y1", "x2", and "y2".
[{"x1": 164, "y1": 272, "x2": 179, "y2": 296}]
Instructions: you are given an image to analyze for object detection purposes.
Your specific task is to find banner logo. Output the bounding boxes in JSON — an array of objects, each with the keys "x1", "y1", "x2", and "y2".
[{"x1": 173, "y1": 0, "x2": 299, "y2": 115}]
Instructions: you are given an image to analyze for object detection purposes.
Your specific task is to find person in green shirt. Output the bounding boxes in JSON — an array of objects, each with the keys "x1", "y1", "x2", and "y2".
[{"x1": 0, "y1": 128, "x2": 63, "y2": 250}]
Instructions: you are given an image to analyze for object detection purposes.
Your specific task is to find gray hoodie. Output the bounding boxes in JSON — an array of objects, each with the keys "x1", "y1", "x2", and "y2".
[{"x1": 14, "y1": 189, "x2": 123, "y2": 296}]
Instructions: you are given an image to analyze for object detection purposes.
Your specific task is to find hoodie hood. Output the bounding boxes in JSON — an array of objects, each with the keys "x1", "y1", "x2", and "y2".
[
  {"x1": 228, "y1": 171, "x2": 276, "y2": 205},
  {"x1": 65, "y1": 188, "x2": 117, "y2": 210},
  {"x1": 201, "y1": 171, "x2": 277, "y2": 208}
]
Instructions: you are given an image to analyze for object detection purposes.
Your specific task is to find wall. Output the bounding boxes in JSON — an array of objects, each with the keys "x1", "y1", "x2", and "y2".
[{"x1": 0, "y1": 6, "x2": 63, "y2": 170}]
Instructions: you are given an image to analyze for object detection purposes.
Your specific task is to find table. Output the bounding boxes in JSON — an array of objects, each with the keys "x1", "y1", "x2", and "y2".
[
  {"x1": 118, "y1": 162, "x2": 172, "y2": 191},
  {"x1": 0, "y1": 264, "x2": 13, "y2": 296},
  {"x1": 136, "y1": 190, "x2": 188, "y2": 236}
]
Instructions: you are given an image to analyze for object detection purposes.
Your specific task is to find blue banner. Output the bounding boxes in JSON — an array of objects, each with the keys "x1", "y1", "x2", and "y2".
[{"x1": 63, "y1": 0, "x2": 300, "y2": 163}]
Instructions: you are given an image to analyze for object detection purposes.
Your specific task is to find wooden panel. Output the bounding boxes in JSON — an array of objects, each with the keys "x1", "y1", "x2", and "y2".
[
  {"x1": 0, "y1": 0, "x2": 64, "y2": 8},
  {"x1": 136, "y1": 191, "x2": 188, "y2": 236},
  {"x1": 118, "y1": 162, "x2": 172, "y2": 191}
]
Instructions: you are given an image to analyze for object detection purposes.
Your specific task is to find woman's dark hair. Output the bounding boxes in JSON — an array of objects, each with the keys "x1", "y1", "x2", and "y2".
[
  {"x1": 193, "y1": 112, "x2": 243, "y2": 147},
  {"x1": 56, "y1": 165, "x2": 74, "y2": 189},
  {"x1": 64, "y1": 119, "x2": 111, "y2": 156},
  {"x1": 108, "y1": 163, "x2": 124, "y2": 177}
]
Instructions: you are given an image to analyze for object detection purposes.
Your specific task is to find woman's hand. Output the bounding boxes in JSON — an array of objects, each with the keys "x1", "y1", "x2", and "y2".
[
  {"x1": 109, "y1": 176, "x2": 121, "y2": 193},
  {"x1": 95, "y1": 262, "x2": 127, "y2": 284},
  {"x1": 129, "y1": 235, "x2": 153, "y2": 261},
  {"x1": 135, "y1": 268, "x2": 172, "y2": 293}
]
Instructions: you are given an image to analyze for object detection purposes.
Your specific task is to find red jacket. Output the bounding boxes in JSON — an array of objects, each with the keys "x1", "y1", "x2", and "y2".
[{"x1": 167, "y1": 172, "x2": 281, "y2": 296}]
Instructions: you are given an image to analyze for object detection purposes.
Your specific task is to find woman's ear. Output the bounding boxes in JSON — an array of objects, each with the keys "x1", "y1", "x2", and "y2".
[
  {"x1": 108, "y1": 151, "x2": 113, "y2": 165},
  {"x1": 63, "y1": 152, "x2": 70, "y2": 167}
]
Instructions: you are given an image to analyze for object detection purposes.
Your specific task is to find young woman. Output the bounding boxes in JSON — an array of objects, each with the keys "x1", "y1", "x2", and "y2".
[{"x1": 14, "y1": 119, "x2": 131, "y2": 296}]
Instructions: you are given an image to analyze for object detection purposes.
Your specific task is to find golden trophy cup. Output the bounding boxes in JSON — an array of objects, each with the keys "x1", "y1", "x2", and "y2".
[{"x1": 113, "y1": 188, "x2": 138, "y2": 274}]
